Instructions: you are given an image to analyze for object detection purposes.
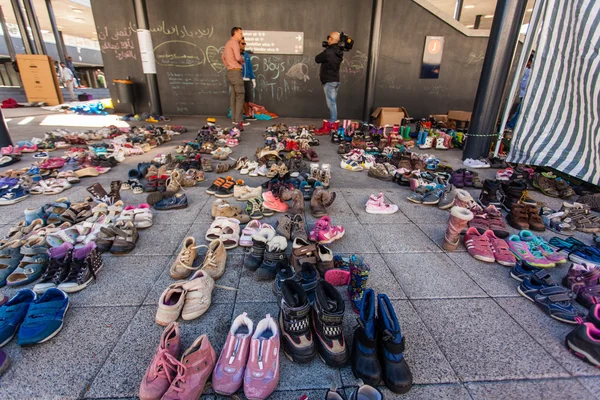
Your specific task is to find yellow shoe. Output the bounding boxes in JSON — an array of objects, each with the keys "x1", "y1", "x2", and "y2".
[{"x1": 146, "y1": 117, "x2": 159, "y2": 123}]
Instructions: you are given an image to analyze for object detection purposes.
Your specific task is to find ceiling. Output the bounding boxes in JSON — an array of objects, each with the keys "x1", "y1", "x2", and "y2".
[
  {"x1": 428, "y1": 0, "x2": 536, "y2": 30},
  {"x1": 0, "y1": 0, "x2": 98, "y2": 46}
]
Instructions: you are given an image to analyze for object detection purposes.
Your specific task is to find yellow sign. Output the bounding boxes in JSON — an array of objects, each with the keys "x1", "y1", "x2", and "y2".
[{"x1": 17, "y1": 55, "x2": 64, "y2": 106}]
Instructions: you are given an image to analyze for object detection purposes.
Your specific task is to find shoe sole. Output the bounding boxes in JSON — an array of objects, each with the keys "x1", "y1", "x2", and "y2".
[
  {"x1": 471, "y1": 254, "x2": 496, "y2": 263},
  {"x1": 283, "y1": 348, "x2": 316, "y2": 364},
  {"x1": 509, "y1": 271, "x2": 524, "y2": 282},
  {"x1": 0, "y1": 328, "x2": 18, "y2": 347},
  {"x1": 566, "y1": 339, "x2": 600, "y2": 366},
  {"x1": 214, "y1": 193, "x2": 234, "y2": 198},
  {"x1": 0, "y1": 352, "x2": 10, "y2": 376},
  {"x1": 0, "y1": 196, "x2": 29, "y2": 206},
  {"x1": 318, "y1": 231, "x2": 345, "y2": 244}
]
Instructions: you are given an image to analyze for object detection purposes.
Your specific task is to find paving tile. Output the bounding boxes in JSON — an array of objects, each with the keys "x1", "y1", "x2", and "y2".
[
  {"x1": 128, "y1": 223, "x2": 192, "y2": 256},
  {"x1": 86, "y1": 304, "x2": 233, "y2": 398},
  {"x1": 335, "y1": 253, "x2": 407, "y2": 300},
  {"x1": 341, "y1": 300, "x2": 458, "y2": 386},
  {"x1": 384, "y1": 192, "x2": 450, "y2": 225},
  {"x1": 231, "y1": 301, "x2": 343, "y2": 391},
  {"x1": 144, "y1": 254, "x2": 243, "y2": 306},
  {"x1": 214, "y1": 389, "x2": 346, "y2": 400},
  {"x1": 236, "y1": 260, "x2": 279, "y2": 303},
  {"x1": 362, "y1": 383, "x2": 472, "y2": 400},
  {"x1": 342, "y1": 191, "x2": 411, "y2": 224},
  {"x1": 447, "y1": 252, "x2": 519, "y2": 297},
  {"x1": 383, "y1": 253, "x2": 487, "y2": 299},
  {"x1": 364, "y1": 224, "x2": 441, "y2": 253},
  {"x1": 496, "y1": 297, "x2": 600, "y2": 377},
  {"x1": 0, "y1": 306, "x2": 137, "y2": 400},
  {"x1": 465, "y1": 378, "x2": 592, "y2": 400},
  {"x1": 412, "y1": 298, "x2": 569, "y2": 382},
  {"x1": 324, "y1": 223, "x2": 379, "y2": 254},
  {"x1": 304, "y1": 188, "x2": 361, "y2": 226},
  {"x1": 417, "y1": 223, "x2": 466, "y2": 252},
  {"x1": 577, "y1": 376, "x2": 600, "y2": 397}
]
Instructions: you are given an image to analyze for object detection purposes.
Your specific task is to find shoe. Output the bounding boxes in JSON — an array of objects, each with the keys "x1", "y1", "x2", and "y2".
[
  {"x1": 206, "y1": 177, "x2": 227, "y2": 195},
  {"x1": 313, "y1": 280, "x2": 348, "y2": 367},
  {"x1": 479, "y1": 179, "x2": 503, "y2": 207},
  {"x1": 507, "y1": 235, "x2": 555, "y2": 268},
  {"x1": 17, "y1": 288, "x2": 69, "y2": 346},
  {"x1": 244, "y1": 226, "x2": 276, "y2": 271},
  {"x1": 110, "y1": 220, "x2": 139, "y2": 254},
  {"x1": 315, "y1": 216, "x2": 345, "y2": 244},
  {"x1": 566, "y1": 322, "x2": 600, "y2": 367},
  {"x1": 139, "y1": 322, "x2": 181, "y2": 400},
  {"x1": 291, "y1": 214, "x2": 308, "y2": 241},
  {"x1": 57, "y1": 242, "x2": 103, "y2": 293},
  {"x1": 153, "y1": 193, "x2": 188, "y2": 210},
  {"x1": 256, "y1": 236, "x2": 287, "y2": 281},
  {"x1": 483, "y1": 230, "x2": 516, "y2": 267},
  {"x1": 351, "y1": 288, "x2": 381, "y2": 386},
  {"x1": 442, "y1": 207, "x2": 474, "y2": 251},
  {"x1": 170, "y1": 237, "x2": 199, "y2": 279},
  {"x1": 348, "y1": 384, "x2": 384, "y2": 400},
  {"x1": 6, "y1": 237, "x2": 49, "y2": 286},
  {"x1": 340, "y1": 159, "x2": 364, "y2": 171},
  {"x1": 517, "y1": 271, "x2": 581, "y2": 324},
  {"x1": 310, "y1": 188, "x2": 336, "y2": 218},
  {"x1": 464, "y1": 227, "x2": 495, "y2": 263},
  {"x1": 533, "y1": 174, "x2": 560, "y2": 197},
  {"x1": 262, "y1": 191, "x2": 289, "y2": 213},
  {"x1": 377, "y1": 293, "x2": 413, "y2": 393},
  {"x1": 0, "y1": 289, "x2": 36, "y2": 346},
  {"x1": 241, "y1": 220, "x2": 261, "y2": 247},
  {"x1": 213, "y1": 313, "x2": 254, "y2": 396},
  {"x1": 507, "y1": 203, "x2": 530, "y2": 231},
  {"x1": 162, "y1": 334, "x2": 216, "y2": 400},
  {"x1": 562, "y1": 263, "x2": 600, "y2": 308},
  {"x1": 214, "y1": 203, "x2": 251, "y2": 224},
  {"x1": 348, "y1": 255, "x2": 370, "y2": 313},
  {"x1": 524, "y1": 203, "x2": 546, "y2": 232},
  {"x1": 0, "y1": 241, "x2": 25, "y2": 287},
  {"x1": 156, "y1": 282, "x2": 186, "y2": 326},
  {"x1": 316, "y1": 244, "x2": 334, "y2": 276},
  {"x1": 278, "y1": 280, "x2": 316, "y2": 363},
  {"x1": 509, "y1": 260, "x2": 543, "y2": 282},
  {"x1": 297, "y1": 262, "x2": 319, "y2": 303},
  {"x1": 243, "y1": 314, "x2": 280, "y2": 400},
  {"x1": 519, "y1": 230, "x2": 566, "y2": 265},
  {"x1": 501, "y1": 181, "x2": 528, "y2": 211},
  {"x1": 199, "y1": 239, "x2": 227, "y2": 280},
  {"x1": 366, "y1": 193, "x2": 398, "y2": 214},
  {"x1": 33, "y1": 243, "x2": 72, "y2": 293},
  {"x1": 234, "y1": 185, "x2": 262, "y2": 201},
  {"x1": 0, "y1": 185, "x2": 29, "y2": 205},
  {"x1": 246, "y1": 197, "x2": 264, "y2": 219},
  {"x1": 437, "y1": 184, "x2": 456, "y2": 210}
]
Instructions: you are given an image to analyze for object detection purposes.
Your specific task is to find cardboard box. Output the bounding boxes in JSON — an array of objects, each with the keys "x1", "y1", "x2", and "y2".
[
  {"x1": 447, "y1": 110, "x2": 472, "y2": 122},
  {"x1": 371, "y1": 107, "x2": 409, "y2": 127},
  {"x1": 430, "y1": 114, "x2": 448, "y2": 123}
]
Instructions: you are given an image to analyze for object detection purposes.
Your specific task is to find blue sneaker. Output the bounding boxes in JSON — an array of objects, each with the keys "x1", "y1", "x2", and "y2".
[
  {"x1": 17, "y1": 288, "x2": 69, "y2": 346},
  {"x1": 0, "y1": 241, "x2": 25, "y2": 287},
  {"x1": 509, "y1": 260, "x2": 543, "y2": 282},
  {"x1": 154, "y1": 193, "x2": 188, "y2": 210},
  {"x1": 0, "y1": 185, "x2": 29, "y2": 206},
  {"x1": 517, "y1": 271, "x2": 582, "y2": 324},
  {"x1": 24, "y1": 205, "x2": 48, "y2": 225},
  {"x1": 0, "y1": 289, "x2": 36, "y2": 346}
]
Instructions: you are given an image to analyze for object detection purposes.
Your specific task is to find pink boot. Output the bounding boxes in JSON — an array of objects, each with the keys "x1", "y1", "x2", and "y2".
[
  {"x1": 442, "y1": 206, "x2": 474, "y2": 251},
  {"x1": 212, "y1": 313, "x2": 254, "y2": 396},
  {"x1": 162, "y1": 334, "x2": 216, "y2": 400},
  {"x1": 244, "y1": 314, "x2": 280, "y2": 400},
  {"x1": 139, "y1": 322, "x2": 181, "y2": 400}
]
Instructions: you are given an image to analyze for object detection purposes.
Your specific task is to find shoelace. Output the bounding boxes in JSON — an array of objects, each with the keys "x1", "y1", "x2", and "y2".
[
  {"x1": 180, "y1": 244, "x2": 202, "y2": 269},
  {"x1": 152, "y1": 349, "x2": 179, "y2": 383}
]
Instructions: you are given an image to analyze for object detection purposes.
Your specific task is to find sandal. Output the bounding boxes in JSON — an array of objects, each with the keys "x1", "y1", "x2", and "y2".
[
  {"x1": 46, "y1": 198, "x2": 72, "y2": 225},
  {"x1": 110, "y1": 221, "x2": 139, "y2": 254},
  {"x1": 5, "y1": 237, "x2": 49, "y2": 286}
]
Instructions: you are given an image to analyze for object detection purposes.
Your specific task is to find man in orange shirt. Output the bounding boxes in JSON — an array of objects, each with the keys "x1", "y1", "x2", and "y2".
[{"x1": 222, "y1": 27, "x2": 248, "y2": 126}]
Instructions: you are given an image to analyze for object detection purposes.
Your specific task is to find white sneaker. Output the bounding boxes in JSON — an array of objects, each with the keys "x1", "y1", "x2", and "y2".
[{"x1": 256, "y1": 164, "x2": 269, "y2": 176}]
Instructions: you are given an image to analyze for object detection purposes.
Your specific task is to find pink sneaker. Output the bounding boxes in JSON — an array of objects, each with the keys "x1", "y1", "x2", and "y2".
[
  {"x1": 139, "y1": 322, "x2": 181, "y2": 400},
  {"x1": 507, "y1": 235, "x2": 555, "y2": 268},
  {"x1": 262, "y1": 191, "x2": 289, "y2": 213},
  {"x1": 483, "y1": 230, "x2": 517, "y2": 267},
  {"x1": 244, "y1": 314, "x2": 280, "y2": 400},
  {"x1": 309, "y1": 216, "x2": 329, "y2": 242},
  {"x1": 365, "y1": 193, "x2": 398, "y2": 214},
  {"x1": 241, "y1": 220, "x2": 262, "y2": 247},
  {"x1": 314, "y1": 216, "x2": 345, "y2": 244},
  {"x1": 162, "y1": 334, "x2": 216, "y2": 400},
  {"x1": 463, "y1": 227, "x2": 495, "y2": 263},
  {"x1": 324, "y1": 269, "x2": 351, "y2": 286},
  {"x1": 212, "y1": 312, "x2": 254, "y2": 396}
]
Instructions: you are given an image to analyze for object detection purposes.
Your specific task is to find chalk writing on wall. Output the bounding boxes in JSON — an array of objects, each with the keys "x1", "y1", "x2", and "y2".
[
  {"x1": 128, "y1": 21, "x2": 214, "y2": 40},
  {"x1": 165, "y1": 71, "x2": 227, "y2": 113},
  {"x1": 97, "y1": 25, "x2": 137, "y2": 61},
  {"x1": 153, "y1": 41, "x2": 225, "y2": 72}
]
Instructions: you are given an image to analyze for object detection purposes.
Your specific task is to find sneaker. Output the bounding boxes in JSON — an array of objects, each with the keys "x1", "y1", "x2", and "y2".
[
  {"x1": 244, "y1": 226, "x2": 275, "y2": 271},
  {"x1": 33, "y1": 243, "x2": 73, "y2": 294},
  {"x1": 170, "y1": 237, "x2": 199, "y2": 279},
  {"x1": 278, "y1": 280, "x2": 316, "y2": 363},
  {"x1": 366, "y1": 193, "x2": 398, "y2": 214},
  {"x1": 313, "y1": 280, "x2": 348, "y2": 367},
  {"x1": 509, "y1": 260, "x2": 543, "y2": 282},
  {"x1": 0, "y1": 289, "x2": 36, "y2": 346},
  {"x1": 262, "y1": 191, "x2": 289, "y2": 213},
  {"x1": 156, "y1": 282, "x2": 186, "y2": 326},
  {"x1": 243, "y1": 314, "x2": 280, "y2": 400},
  {"x1": 57, "y1": 242, "x2": 103, "y2": 293},
  {"x1": 256, "y1": 236, "x2": 287, "y2": 281},
  {"x1": 246, "y1": 197, "x2": 264, "y2": 220},
  {"x1": 234, "y1": 185, "x2": 262, "y2": 201},
  {"x1": 199, "y1": 239, "x2": 227, "y2": 280},
  {"x1": 483, "y1": 230, "x2": 516, "y2": 267},
  {"x1": 0, "y1": 185, "x2": 29, "y2": 205},
  {"x1": 17, "y1": 288, "x2": 69, "y2": 346},
  {"x1": 162, "y1": 334, "x2": 216, "y2": 400},
  {"x1": 507, "y1": 235, "x2": 555, "y2": 268},
  {"x1": 519, "y1": 230, "x2": 567, "y2": 265},
  {"x1": 139, "y1": 322, "x2": 181, "y2": 400},
  {"x1": 566, "y1": 322, "x2": 600, "y2": 367},
  {"x1": 464, "y1": 227, "x2": 495, "y2": 263},
  {"x1": 340, "y1": 159, "x2": 364, "y2": 171},
  {"x1": 212, "y1": 313, "x2": 254, "y2": 396},
  {"x1": 562, "y1": 263, "x2": 600, "y2": 308},
  {"x1": 315, "y1": 216, "x2": 345, "y2": 244}
]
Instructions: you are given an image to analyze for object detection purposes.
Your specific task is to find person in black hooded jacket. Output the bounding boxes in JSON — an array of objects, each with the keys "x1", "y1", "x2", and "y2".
[{"x1": 315, "y1": 32, "x2": 343, "y2": 124}]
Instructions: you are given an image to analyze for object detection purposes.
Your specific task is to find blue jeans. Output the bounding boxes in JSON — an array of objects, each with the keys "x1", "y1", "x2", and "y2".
[
  {"x1": 324, "y1": 82, "x2": 340, "y2": 122},
  {"x1": 507, "y1": 98, "x2": 522, "y2": 129}
]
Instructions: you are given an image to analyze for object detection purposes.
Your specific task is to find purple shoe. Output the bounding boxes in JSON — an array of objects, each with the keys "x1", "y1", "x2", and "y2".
[
  {"x1": 0, "y1": 348, "x2": 9, "y2": 377},
  {"x1": 563, "y1": 263, "x2": 600, "y2": 307},
  {"x1": 139, "y1": 322, "x2": 181, "y2": 400},
  {"x1": 507, "y1": 235, "x2": 555, "y2": 268}
]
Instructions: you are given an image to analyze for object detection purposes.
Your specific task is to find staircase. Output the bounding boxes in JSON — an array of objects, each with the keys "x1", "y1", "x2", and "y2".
[{"x1": 0, "y1": 86, "x2": 110, "y2": 104}]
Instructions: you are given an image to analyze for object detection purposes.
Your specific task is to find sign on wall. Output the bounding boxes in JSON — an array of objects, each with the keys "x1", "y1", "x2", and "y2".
[
  {"x1": 420, "y1": 36, "x2": 444, "y2": 79},
  {"x1": 243, "y1": 30, "x2": 304, "y2": 55}
]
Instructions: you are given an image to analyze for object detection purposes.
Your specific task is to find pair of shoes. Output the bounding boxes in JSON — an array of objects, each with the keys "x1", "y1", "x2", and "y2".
[
  {"x1": 207, "y1": 176, "x2": 236, "y2": 197},
  {"x1": 563, "y1": 263, "x2": 600, "y2": 308},
  {"x1": 212, "y1": 199, "x2": 250, "y2": 223},
  {"x1": 352, "y1": 289, "x2": 413, "y2": 394},
  {"x1": 366, "y1": 193, "x2": 398, "y2": 214},
  {"x1": 533, "y1": 174, "x2": 575, "y2": 198},
  {"x1": 206, "y1": 217, "x2": 240, "y2": 250},
  {"x1": 280, "y1": 188, "x2": 305, "y2": 215},
  {"x1": 463, "y1": 158, "x2": 490, "y2": 168},
  {"x1": 278, "y1": 279, "x2": 349, "y2": 367},
  {"x1": 549, "y1": 237, "x2": 600, "y2": 265},
  {"x1": 559, "y1": 202, "x2": 600, "y2": 233},
  {"x1": 262, "y1": 190, "x2": 289, "y2": 213},
  {"x1": 468, "y1": 205, "x2": 509, "y2": 238},
  {"x1": 309, "y1": 216, "x2": 344, "y2": 244},
  {"x1": 0, "y1": 288, "x2": 69, "y2": 346},
  {"x1": 243, "y1": 226, "x2": 287, "y2": 281},
  {"x1": 326, "y1": 384, "x2": 384, "y2": 400},
  {"x1": 97, "y1": 221, "x2": 139, "y2": 254},
  {"x1": 308, "y1": 163, "x2": 331, "y2": 187},
  {"x1": 156, "y1": 271, "x2": 216, "y2": 325},
  {"x1": 310, "y1": 188, "x2": 336, "y2": 217},
  {"x1": 240, "y1": 220, "x2": 274, "y2": 246},
  {"x1": 276, "y1": 214, "x2": 307, "y2": 241},
  {"x1": 464, "y1": 227, "x2": 516, "y2": 266},
  {"x1": 566, "y1": 304, "x2": 600, "y2": 366},
  {"x1": 234, "y1": 183, "x2": 262, "y2": 201},
  {"x1": 139, "y1": 322, "x2": 217, "y2": 400},
  {"x1": 539, "y1": 207, "x2": 576, "y2": 236},
  {"x1": 288, "y1": 238, "x2": 334, "y2": 276},
  {"x1": 211, "y1": 147, "x2": 232, "y2": 160},
  {"x1": 211, "y1": 313, "x2": 280, "y2": 399},
  {"x1": 33, "y1": 242, "x2": 103, "y2": 293},
  {"x1": 517, "y1": 270, "x2": 582, "y2": 324},
  {"x1": 170, "y1": 237, "x2": 226, "y2": 280},
  {"x1": 153, "y1": 192, "x2": 188, "y2": 210},
  {"x1": 507, "y1": 234, "x2": 556, "y2": 268},
  {"x1": 508, "y1": 203, "x2": 546, "y2": 232}
]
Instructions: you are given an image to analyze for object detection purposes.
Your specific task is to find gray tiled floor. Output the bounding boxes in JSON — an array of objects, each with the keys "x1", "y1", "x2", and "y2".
[{"x1": 0, "y1": 114, "x2": 598, "y2": 399}]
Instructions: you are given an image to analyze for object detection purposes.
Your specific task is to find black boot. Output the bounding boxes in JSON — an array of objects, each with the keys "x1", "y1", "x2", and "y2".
[
  {"x1": 377, "y1": 293, "x2": 413, "y2": 394},
  {"x1": 351, "y1": 288, "x2": 381, "y2": 386},
  {"x1": 313, "y1": 280, "x2": 349, "y2": 367},
  {"x1": 479, "y1": 179, "x2": 503, "y2": 207},
  {"x1": 278, "y1": 280, "x2": 317, "y2": 363},
  {"x1": 501, "y1": 180, "x2": 527, "y2": 211}
]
